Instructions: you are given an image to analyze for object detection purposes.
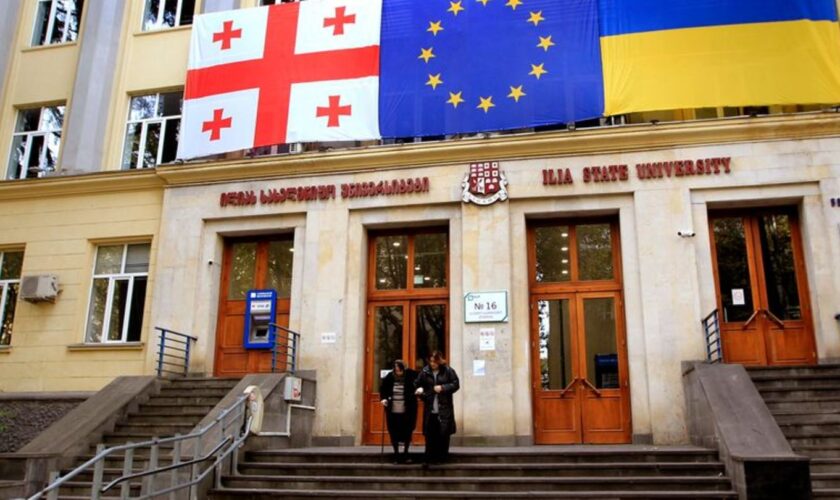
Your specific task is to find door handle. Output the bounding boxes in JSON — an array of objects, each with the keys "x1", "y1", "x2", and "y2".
[
  {"x1": 558, "y1": 378, "x2": 578, "y2": 397},
  {"x1": 578, "y1": 377, "x2": 603, "y2": 398},
  {"x1": 763, "y1": 309, "x2": 785, "y2": 329},
  {"x1": 741, "y1": 309, "x2": 761, "y2": 330}
]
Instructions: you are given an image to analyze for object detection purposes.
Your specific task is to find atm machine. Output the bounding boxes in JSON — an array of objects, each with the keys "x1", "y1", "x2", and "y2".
[{"x1": 244, "y1": 289, "x2": 277, "y2": 349}]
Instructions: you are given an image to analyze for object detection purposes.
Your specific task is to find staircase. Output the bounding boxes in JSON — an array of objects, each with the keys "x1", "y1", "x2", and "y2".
[
  {"x1": 209, "y1": 446, "x2": 736, "y2": 499},
  {"x1": 749, "y1": 364, "x2": 840, "y2": 498},
  {"x1": 50, "y1": 376, "x2": 240, "y2": 499}
]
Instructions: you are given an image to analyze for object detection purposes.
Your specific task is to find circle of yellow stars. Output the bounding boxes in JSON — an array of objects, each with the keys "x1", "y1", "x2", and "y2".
[{"x1": 418, "y1": 0, "x2": 555, "y2": 114}]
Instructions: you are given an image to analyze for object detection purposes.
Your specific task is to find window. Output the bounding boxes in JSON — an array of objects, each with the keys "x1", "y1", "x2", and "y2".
[
  {"x1": 85, "y1": 244, "x2": 150, "y2": 343},
  {"x1": 142, "y1": 0, "x2": 196, "y2": 31},
  {"x1": 371, "y1": 230, "x2": 448, "y2": 292},
  {"x1": 0, "y1": 251, "x2": 23, "y2": 346},
  {"x1": 6, "y1": 106, "x2": 64, "y2": 180},
  {"x1": 32, "y1": 0, "x2": 84, "y2": 46},
  {"x1": 122, "y1": 92, "x2": 181, "y2": 170}
]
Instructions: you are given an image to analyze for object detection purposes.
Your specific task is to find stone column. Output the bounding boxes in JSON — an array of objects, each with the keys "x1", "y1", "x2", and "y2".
[
  {"x1": 458, "y1": 201, "x2": 516, "y2": 445},
  {"x1": 0, "y1": 1, "x2": 23, "y2": 105},
  {"x1": 60, "y1": 0, "x2": 128, "y2": 173}
]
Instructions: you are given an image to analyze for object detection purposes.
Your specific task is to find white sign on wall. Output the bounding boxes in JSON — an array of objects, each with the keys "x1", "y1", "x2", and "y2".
[
  {"x1": 479, "y1": 328, "x2": 496, "y2": 351},
  {"x1": 464, "y1": 291, "x2": 508, "y2": 323}
]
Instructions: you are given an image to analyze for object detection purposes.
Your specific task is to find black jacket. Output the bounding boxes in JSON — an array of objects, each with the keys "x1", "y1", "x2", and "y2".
[
  {"x1": 380, "y1": 369, "x2": 419, "y2": 440},
  {"x1": 414, "y1": 364, "x2": 460, "y2": 435}
]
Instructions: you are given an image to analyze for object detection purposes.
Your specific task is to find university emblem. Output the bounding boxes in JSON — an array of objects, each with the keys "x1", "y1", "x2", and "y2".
[{"x1": 462, "y1": 161, "x2": 509, "y2": 206}]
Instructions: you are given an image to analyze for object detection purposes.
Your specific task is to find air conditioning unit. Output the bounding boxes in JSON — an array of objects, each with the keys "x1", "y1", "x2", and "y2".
[{"x1": 20, "y1": 275, "x2": 59, "y2": 303}]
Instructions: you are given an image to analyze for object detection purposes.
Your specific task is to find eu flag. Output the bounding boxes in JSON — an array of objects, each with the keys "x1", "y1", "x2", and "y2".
[{"x1": 379, "y1": 0, "x2": 605, "y2": 138}]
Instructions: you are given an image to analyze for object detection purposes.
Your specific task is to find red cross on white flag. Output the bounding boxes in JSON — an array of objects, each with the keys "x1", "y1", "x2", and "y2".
[{"x1": 178, "y1": 0, "x2": 382, "y2": 160}]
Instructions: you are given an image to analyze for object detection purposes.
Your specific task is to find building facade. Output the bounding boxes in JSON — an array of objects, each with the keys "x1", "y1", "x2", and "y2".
[{"x1": 1, "y1": 0, "x2": 840, "y2": 447}]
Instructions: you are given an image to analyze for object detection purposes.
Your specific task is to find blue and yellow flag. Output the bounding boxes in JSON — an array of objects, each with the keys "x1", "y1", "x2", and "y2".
[
  {"x1": 379, "y1": 0, "x2": 604, "y2": 138},
  {"x1": 599, "y1": 0, "x2": 840, "y2": 115}
]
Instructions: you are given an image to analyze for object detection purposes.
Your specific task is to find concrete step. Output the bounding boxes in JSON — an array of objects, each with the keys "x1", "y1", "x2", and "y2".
[
  {"x1": 812, "y1": 472, "x2": 840, "y2": 490},
  {"x1": 113, "y1": 422, "x2": 196, "y2": 435},
  {"x1": 750, "y1": 373, "x2": 840, "y2": 388},
  {"x1": 779, "y1": 423, "x2": 840, "y2": 437},
  {"x1": 763, "y1": 397, "x2": 840, "y2": 412},
  {"x1": 209, "y1": 488, "x2": 738, "y2": 499},
  {"x1": 237, "y1": 461, "x2": 727, "y2": 478},
  {"x1": 220, "y1": 474, "x2": 734, "y2": 493},
  {"x1": 747, "y1": 365, "x2": 840, "y2": 379},
  {"x1": 166, "y1": 379, "x2": 240, "y2": 390},
  {"x1": 123, "y1": 412, "x2": 207, "y2": 424},
  {"x1": 771, "y1": 409, "x2": 840, "y2": 423},
  {"x1": 138, "y1": 402, "x2": 216, "y2": 414},
  {"x1": 158, "y1": 386, "x2": 231, "y2": 397},
  {"x1": 246, "y1": 449, "x2": 721, "y2": 465},
  {"x1": 812, "y1": 459, "x2": 840, "y2": 474},
  {"x1": 50, "y1": 480, "x2": 140, "y2": 497},
  {"x1": 757, "y1": 387, "x2": 840, "y2": 400},
  {"x1": 788, "y1": 434, "x2": 840, "y2": 448},
  {"x1": 145, "y1": 395, "x2": 226, "y2": 405},
  {"x1": 791, "y1": 445, "x2": 840, "y2": 458},
  {"x1": 814, "y1": 488, "x2": 840, "y2": 498}
]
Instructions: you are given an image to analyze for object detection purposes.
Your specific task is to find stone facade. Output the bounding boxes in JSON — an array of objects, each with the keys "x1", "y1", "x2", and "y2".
[{"x1": 149, "y1": 134, "x2": 840, "y2": 445}]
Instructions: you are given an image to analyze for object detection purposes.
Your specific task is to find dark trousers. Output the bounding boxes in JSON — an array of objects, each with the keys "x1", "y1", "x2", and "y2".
[
  {"x1": 387, "y1": 412, "x2": 412, "y2": 455},
  {"x1": 424, "y1": 414, "x2": 451, "y2": 463}
]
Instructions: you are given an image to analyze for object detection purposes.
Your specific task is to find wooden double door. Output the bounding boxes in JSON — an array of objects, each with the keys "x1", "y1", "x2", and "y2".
[
  {"x1": 362, "y1": 229, "x2": 449, "y2": 445},
  {"x1": 709, "y1": 209, "x2": 815, "y2": 366},
  {"x1": 214, "y1": 236, "x2": 294, "y2": 376},
  {"x1": 528, "y1": 219, "x2": 631, "y2": 444}
]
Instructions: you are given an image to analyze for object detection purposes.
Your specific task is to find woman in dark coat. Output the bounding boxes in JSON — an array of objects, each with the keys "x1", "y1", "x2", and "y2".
[
  {"x1": 414, "y1": 351, "x2": 460, "y2": 465},
  {"x1": 380, "y1": 360, "x2": 418, "y2": 463}
]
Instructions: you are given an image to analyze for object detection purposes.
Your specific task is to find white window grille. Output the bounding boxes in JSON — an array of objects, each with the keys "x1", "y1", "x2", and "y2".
[
  {"x1": 0, "y1": 251, "x2": 24, "y2": 346},
  {"x1": 122, "y1": 92, "x2": 182, "y2": 170},
  {"x1": 84, "y1": 244, "x2": 150, "y2": 344},
  {"x1": 142, "y1": 0, "x2": 196, "y2": 31},
  {"x1": 6, "y1": 106, "x2": 64, "y2": 180},
  {"x1": 31, "y1": 0, "x2": 83, "y2": 46}
]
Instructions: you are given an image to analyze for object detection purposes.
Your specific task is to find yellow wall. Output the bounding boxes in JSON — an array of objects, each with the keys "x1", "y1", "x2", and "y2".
[
  {"x1": 0, "y1": 175, "x2": 163, "y2": 391},
  {"x1": 101, "y1": 0, "x2": 201, "y2": 171}
]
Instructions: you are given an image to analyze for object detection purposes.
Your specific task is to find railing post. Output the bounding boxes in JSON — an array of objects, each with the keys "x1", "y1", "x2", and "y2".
[
  {"x1": 91, "y1": 443, "x2": 105, "y2": 500},
  {"x1": 143, "y1": 441, "x2": 159, "y2": 496},
  {"x1": 189, "y1": 432, "x2": 203, "y2": 500},
  {"x1": 121, "y1": 447, "x2": 134, "y2": 500},
  {"x1": 170, "y1": 436, "x2": 182, "y2": 500},
  {"x1": 46, "y1": 471, "x2": 60, "y2": 500},
  {"x1": 184, "y1": 337, "x2": 191, "y2": 376},
  {"x1": 157, "y1": 329, "x2": 166, "y2": 377}
]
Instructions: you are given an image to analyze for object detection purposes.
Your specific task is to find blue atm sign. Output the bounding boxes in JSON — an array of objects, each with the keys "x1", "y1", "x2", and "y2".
[{"x1": 244, "y1": 289, "x2": 277, "y2": 349}]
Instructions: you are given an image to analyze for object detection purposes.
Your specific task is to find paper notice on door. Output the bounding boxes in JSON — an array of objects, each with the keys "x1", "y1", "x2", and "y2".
[{"x1": 732, "y1": 289, "x2": 745, "y2": 306}]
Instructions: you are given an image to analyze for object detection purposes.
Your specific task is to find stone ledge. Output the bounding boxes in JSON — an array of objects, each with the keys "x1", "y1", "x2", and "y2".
[
  {"x1": 66, "y1": 342, "x2": 144, "y2": 352},
  {"x1": 0, "y1": 347, "x2": 10, "y2": 354}
]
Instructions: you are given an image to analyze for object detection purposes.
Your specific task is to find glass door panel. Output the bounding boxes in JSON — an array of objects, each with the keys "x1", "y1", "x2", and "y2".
[
  {"x1": 538, "y1": 299, "x2": 573, "y2": 391},
  {"x1": 372, "y1": 305, "x2": 405, "y2": 393},
  {"x1": 413, "y1": 303, "x2": 446, "y2": 370},
  {"x1": 757, "y1": 214, "x2": 801, "y2": 321},
  {"x1": 712, "y1": 218, "x2": 755, "y2": 323},
  {"x1": 582, "y1": 297, "x2": 618, "y2": 390}
]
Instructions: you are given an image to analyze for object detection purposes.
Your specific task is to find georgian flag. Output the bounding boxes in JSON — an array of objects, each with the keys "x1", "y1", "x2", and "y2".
[{"x1": 177, "y1": 0, "x2": 382, "y2": 159}]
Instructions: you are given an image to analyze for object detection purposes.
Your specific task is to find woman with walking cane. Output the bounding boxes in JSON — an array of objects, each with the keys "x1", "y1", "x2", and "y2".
[
  {"x1": 380, "y1": 360, "x2": 418, "y2": 464},
  {"x1": 414, "y1": 351, "x2": 460, "y2": 466}
]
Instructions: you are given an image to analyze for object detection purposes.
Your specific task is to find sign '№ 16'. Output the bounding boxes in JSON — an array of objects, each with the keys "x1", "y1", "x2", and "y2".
[{"x1": 177, "y1": 0, "x2": 382, "y2": 159}]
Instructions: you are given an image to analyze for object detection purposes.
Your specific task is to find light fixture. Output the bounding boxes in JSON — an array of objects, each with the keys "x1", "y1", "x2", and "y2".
[
  {"x1": 561, "y1": 233, "x2": 568, "y2": 238},
  {"x1": 393, "y1": 241, "x2": 401, "y2": 247},
  {"x1": 561, "y1": 247, "x2": 568, "y2": 252},
  {"x1": 379, "y1": 279, "x2": 386, "y2": 284},
  {"x1": 289, "y1": 247, "x2": 294, "y2": 252},
  {"x1": 562, "y1": 270, "x2": 569, "y2": 275},
  {"x1": 414, "y1": 266, "x2": 421, "y2": 271},
  {"x1": 562, "y1": 259, "x2": 569, "y2": 264}
]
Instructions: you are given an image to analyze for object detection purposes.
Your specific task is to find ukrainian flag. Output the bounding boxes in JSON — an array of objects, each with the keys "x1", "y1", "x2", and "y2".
[{"x1": 599, "y1": 0, "x2": 840, "y2": 115}]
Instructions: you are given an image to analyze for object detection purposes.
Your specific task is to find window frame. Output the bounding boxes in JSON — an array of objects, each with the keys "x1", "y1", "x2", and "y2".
[
  {"x1": 84, "y1": 243, "x2": 151, "y2": 344},
  {"x1": 142, "y1": 0, "x2": 195, "y2": 32},
  {"x1": 31, "y1": 0, "x2": 84, "y2": 47},
  {"x1": 0, "y1": 250, "x2": 23, "y2": 347},
  {"x1": 367, "y1": 228, "x2": 450, "y2": 301},
  {"x1": 121, "y1": 92, "x2": 182, "y2": 170},
  {"x1": 7, "y1": 105, "x2": 65, "y2": 180}
]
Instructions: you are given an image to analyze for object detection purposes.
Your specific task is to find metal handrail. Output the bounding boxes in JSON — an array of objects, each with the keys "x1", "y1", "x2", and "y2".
[
  {"x1": 155, "y1": 326, "x2": 198, "y2": 377},
  {"x1": 702, "y1": 309, "x2": 724, "y2": 363},
  {"x1": 29, "y1": 394, "x2": 249, "y2": 500},
  {"x1": 270, "y1": 323, "x2": 300, "y2": 374}
]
